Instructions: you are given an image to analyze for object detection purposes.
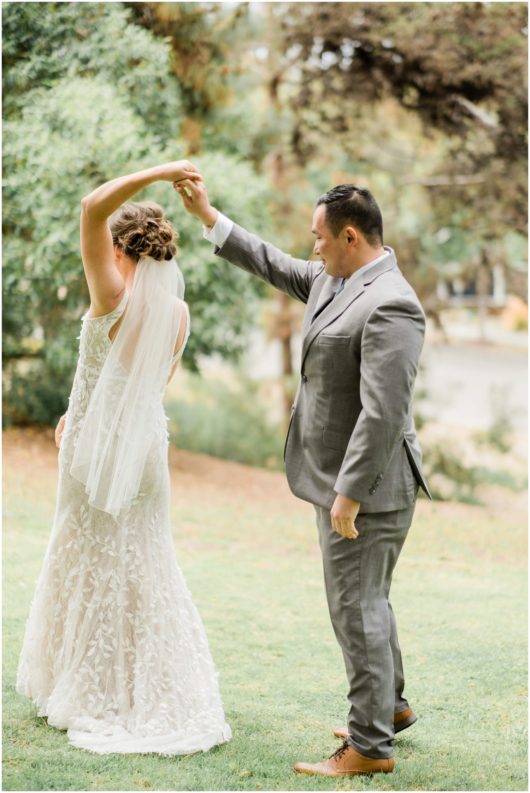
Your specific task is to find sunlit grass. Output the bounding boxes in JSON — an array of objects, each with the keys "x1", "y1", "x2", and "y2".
[{"x1": 3, "y1": 429, "x2": 527, "y2": 791}]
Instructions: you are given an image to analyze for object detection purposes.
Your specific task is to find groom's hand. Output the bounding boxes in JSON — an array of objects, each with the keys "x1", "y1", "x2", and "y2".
[
  {"x1": 173, "y1": 177, "x2": 218, "y2": 228},
  {"x1": 331, "y1": 494, "x2": 360, "y2": 540}
]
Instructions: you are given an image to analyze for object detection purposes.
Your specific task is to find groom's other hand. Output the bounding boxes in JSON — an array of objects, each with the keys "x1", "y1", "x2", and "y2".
[
  {"x1": 173, "y1": 177, "x2": 218, "y2": 228},
  {"x1": 331, "y1": 494, "x2": 360, "y2": 539}
]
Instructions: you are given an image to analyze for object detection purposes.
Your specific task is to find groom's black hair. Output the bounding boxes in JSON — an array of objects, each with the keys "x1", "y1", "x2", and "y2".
[{"x1": 316, "y1": 184, "x2": 383, "y2": 246}]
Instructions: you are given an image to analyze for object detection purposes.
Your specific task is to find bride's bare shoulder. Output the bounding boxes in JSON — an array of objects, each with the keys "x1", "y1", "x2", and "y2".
[
  {"x1": 175, "y1": 297, "x2": 190, "y2": 319},
  {"x1": 174, "y1": 298, "x2": 189, "y2": 340}
]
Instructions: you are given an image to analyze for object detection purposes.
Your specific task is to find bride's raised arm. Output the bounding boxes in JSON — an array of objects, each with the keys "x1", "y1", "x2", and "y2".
[{"x1": 80, "y1": 161, "x2": 200, "y2": 314}]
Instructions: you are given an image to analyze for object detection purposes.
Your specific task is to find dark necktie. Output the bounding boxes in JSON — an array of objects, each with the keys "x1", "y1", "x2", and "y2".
[{"x1": 311, "y1": 278, "x2": 346, "y2": 323}]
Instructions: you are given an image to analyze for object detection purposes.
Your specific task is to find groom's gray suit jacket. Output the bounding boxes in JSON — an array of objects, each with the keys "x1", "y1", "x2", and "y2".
[{"x1": 214, "y1": 223, "x2": 432, "y2": 513}]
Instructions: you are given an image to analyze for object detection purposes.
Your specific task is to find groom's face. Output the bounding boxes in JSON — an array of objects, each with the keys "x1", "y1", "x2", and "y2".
[{"x1": 311, "y1": 205, "x2": 350, "y2": 277}]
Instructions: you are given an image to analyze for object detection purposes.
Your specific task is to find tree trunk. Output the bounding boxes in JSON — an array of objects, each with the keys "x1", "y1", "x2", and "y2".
[
  {"x1": 266, "y1": 6, "x2": 297, "y2": 430},
  {"x1": 477, "y1": 254, "x2": 490, "y2": 343}
]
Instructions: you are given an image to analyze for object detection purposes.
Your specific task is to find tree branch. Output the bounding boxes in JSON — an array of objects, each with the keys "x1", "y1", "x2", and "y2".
[{"x1": 400, "y1": 174, "x2": 486, "y2": 187}]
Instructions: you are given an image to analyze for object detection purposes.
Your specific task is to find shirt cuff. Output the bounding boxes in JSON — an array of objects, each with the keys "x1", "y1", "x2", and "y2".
[{"x1": 202, "y1": 211, "x2": 233, "y2": 248}]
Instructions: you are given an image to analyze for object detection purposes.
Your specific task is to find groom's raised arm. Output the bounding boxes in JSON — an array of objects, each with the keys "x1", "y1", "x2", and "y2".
[
  {"x1": 175, "y1": 178, "x2": 322, "y2": 304},
  {"x1": 206, "y1": 213, "x2": 322, "y2": 304}
]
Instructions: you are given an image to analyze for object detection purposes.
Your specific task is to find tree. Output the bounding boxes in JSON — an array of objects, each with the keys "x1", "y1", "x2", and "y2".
[
  {"x1": 126, "y1": 2, "x2": 306, "y2": 426},
  {"x1": 274, "y1": 2, "x2": 527, "y2": 311},
  {"x1": 3, "y1": 2, "x2": 270, "y2": 425}
]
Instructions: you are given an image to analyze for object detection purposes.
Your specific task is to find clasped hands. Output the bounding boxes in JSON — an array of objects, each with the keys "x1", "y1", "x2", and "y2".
[
  {"x1": 156, "y1": 159, "x2": 211, "y2": 220},
  {"x1": 169, "y1": 166, "x2": 218, "y2": 227}
]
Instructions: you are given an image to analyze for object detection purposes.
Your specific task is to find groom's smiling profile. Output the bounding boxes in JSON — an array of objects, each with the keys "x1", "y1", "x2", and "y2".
[
  {"x1": 311, "y1": 185, "x2": 386, "y2": 278},
  {"x1": 177, "y1": 175, "x2": 431, "y2": 777}
]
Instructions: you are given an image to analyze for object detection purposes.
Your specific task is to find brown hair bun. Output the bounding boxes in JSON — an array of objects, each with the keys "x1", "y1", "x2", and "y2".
[{"x1": 109, "y1": 201, "x2": 178, "y2": 262}]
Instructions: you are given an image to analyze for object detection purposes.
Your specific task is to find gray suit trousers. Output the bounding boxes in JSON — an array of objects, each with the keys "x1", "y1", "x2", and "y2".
[{"x1": 314, "y1": 488, "x2": 418, "y2": 759}]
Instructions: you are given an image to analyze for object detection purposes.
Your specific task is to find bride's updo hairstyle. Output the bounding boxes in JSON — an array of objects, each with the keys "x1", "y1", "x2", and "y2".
[{"x1": 109, "y1": 201, "x2": 178, "y2": 262}]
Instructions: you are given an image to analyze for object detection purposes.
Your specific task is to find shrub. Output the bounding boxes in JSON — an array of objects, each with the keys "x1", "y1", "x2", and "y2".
[{"x1": 166, "y1": 375, "x2": 284, "y2": 469}]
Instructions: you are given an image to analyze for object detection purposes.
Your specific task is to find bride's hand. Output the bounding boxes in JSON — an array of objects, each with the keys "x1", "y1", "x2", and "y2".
[
  {"x1": 173, "y1": 178, "x2": 218, "y2": 227},
  {"x1": 157, "y1": 160, "x2": 202, "y2": 183},
  {"x1": 55, "y1": 414, "x2": 66, "y2": 448}
]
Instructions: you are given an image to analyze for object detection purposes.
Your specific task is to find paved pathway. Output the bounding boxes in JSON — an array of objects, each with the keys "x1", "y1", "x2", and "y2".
[{"x1": 419, "y1": 336, "x2": 527, "y2": 433}]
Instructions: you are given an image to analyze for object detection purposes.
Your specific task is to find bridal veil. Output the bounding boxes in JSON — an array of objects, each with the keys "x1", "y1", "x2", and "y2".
[{"x1": 70, "y1": 255, "x2": 187, "y2": 517}]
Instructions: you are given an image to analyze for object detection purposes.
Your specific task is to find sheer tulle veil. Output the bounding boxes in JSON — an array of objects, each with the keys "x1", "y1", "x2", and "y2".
[{"x1": 70, "y1": 255, "x2": 188, "y2": 517}]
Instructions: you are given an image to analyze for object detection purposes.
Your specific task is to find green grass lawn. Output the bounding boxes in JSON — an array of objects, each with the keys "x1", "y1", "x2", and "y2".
[{"x1": 3, "y1": 428, "x2": 527, "y2": 791}]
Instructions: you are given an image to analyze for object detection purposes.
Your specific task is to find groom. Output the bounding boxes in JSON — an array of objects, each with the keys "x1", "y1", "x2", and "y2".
[{"x1": 176, "y1": 177, "x2": 431, "y2": 777}]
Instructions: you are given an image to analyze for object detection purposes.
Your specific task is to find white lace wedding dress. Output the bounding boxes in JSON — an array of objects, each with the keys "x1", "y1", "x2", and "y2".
[{"x1": 16, "y1": 292, "x2": 232, "y2": 755}]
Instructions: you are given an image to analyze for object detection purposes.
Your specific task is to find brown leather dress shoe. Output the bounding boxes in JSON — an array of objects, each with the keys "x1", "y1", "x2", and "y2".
[
  {"x1": 333, "y1": 706, "x2": 417, "y2": 740},
  {"x1": 293, "y1": 741, "x2": 394, "y2": 777}
]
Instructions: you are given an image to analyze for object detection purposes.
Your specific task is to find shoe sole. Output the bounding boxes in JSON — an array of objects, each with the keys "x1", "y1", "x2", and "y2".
[
  {"x1": 293, "y1": 766, "x2": 393, "y2": 777},
  {"x1": 394, "y1": 712, "x2": 417, "y2": 733}
]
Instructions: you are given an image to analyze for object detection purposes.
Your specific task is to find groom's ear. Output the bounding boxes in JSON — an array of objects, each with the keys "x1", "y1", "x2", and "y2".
[{"x1": 344, "y1": 225, "x2": 359, "y2": 245}]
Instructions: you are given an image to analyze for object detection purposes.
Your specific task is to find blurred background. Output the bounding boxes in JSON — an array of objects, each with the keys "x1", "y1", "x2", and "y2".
[
  {"x1": 3, "y1": 0, "x2": 527, "y2": 505},
  {"x1": 3, "y1": 5, "x2": 528, "y2": 790}
]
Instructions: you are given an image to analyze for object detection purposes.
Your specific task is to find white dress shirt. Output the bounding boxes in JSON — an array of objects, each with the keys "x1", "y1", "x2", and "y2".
[{"x1": 202, "y1": 211, "x2": 234, "y2": 247}]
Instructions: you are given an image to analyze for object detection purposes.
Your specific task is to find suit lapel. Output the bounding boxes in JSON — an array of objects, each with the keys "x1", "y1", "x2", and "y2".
[
  {"x1": 302, "y1": 278, "x2": 365, "y2": 366},
  {"x1": 301, "y1": 251, "x2": 398, "y2": 367},
  {"x1": 302, "y1": 275, "x2": 342, "y2": 337}
]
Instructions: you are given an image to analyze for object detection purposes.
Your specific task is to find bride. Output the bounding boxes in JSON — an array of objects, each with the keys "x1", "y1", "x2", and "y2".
[{"x1": 15, "y1": 160, "x2": 232, "y2": 756}]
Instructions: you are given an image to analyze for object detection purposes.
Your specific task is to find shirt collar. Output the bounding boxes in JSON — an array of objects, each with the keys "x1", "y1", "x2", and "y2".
[{"x1": 349, "y1": 246, "x2": 392, "y2": 279}]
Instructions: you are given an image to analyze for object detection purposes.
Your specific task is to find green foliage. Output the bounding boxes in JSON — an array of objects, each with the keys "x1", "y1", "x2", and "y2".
[
  {"x1": 5, "y1": 1, "x2": 526, "y2": 437},
  {"x1": 2, "y1": 2, "x2": 183, "y2": 139},
  {"x1": 166, "y1": 374, "x2": 284, "y2": 469},
  {"x1": 146, "y1": 151, "x2": 271, "y2": 368},
  {"x1": 422, "y1": 444, "x2": 484, "y2": 504},
  {"x1": 414, "y1": 378, "x2": 524, "y2": 502},
  {"x1": 3, "y1": 72, "x2": 167, "y2": 425},
  {"x1": 421, "y1": 436, "x2": 527, "y2": 504},
  {"x1": 7, "y1": 362, "x2": 72, "y2": 427},
  {"x1": 280, "y1": 3, "x2": 527, "y2": 163},
  {"x1": 275, "y1": 1, "x2": 528, "y2": 300},
  {"x1": 472, "y1": 386, "x2": 516, "y2": 454},
  {"x1": 472, "y1": 466, "x2": 524, "y2": 492},
  {"x1": 3, "y1": 2, "x2": 271, "y2": 426},
  {"x1": 126, "y1": 3, "x2": 252, "y2": 118},
  {"x1": 3, "y1": 2, "x2": 184, "y2": 425}
]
